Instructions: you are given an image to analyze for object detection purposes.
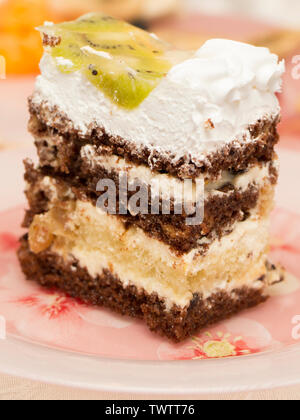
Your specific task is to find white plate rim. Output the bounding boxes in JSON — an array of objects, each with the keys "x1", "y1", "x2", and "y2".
[{"x1": 1, "y1": 335, "x2": 300, "y2": 395}]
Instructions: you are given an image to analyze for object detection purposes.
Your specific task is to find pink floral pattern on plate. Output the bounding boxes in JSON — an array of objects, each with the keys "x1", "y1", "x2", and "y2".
[{"x1": 157, "y1": 318, "x2": 280, "y2": 361}]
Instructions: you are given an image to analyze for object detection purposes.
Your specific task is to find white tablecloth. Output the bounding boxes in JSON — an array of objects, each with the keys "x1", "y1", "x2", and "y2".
[{"x1": 0, "y1": 374, "x2": 299, "y2": 400}]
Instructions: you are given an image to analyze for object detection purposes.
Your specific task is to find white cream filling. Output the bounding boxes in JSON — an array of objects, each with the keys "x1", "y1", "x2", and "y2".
[
  {"x1": 81, "y1": 144, "x2": 275, "y2": 202},
  {"x1": 33, "y1": 39, "x2": 284, "y2": 163}
]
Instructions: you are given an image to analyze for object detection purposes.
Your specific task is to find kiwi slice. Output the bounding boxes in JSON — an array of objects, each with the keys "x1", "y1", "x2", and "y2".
[{"x1": 39, "y1": 13, "x2": 190, "y2": 109}]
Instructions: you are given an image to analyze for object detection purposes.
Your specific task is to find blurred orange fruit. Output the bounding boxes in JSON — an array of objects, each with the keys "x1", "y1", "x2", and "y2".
[{"x1": 0, "y1": 0, "x2": 55, "y2": 74}]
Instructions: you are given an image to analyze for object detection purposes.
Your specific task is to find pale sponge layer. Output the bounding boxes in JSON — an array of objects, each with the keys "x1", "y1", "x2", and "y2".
[{"x1": 28, "y1": 188, "x2": 273, "y2": 308}]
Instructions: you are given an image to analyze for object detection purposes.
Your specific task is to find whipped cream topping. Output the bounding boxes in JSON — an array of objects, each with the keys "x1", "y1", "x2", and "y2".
[{"x1": 33, "y1": 39, "x2": 284, "y2": 163}]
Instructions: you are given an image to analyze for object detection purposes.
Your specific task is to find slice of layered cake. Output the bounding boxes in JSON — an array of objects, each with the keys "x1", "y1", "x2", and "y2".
[{"x1": 18, "y1": 13, "x2": 285, "y2": 342}]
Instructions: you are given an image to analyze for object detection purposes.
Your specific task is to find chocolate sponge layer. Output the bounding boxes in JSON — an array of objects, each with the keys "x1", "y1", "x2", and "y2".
[
  {"x1": 29, "y1": 98, "x2": 280, "y2": 180},
  {"x1": 23, "y1": 161, "x2": 271, "y2": 255}
]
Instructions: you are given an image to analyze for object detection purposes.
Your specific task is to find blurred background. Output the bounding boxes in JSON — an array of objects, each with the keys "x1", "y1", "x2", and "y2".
[{"x1": 0, "y1": 0, "x2": 299, "y2": 148}]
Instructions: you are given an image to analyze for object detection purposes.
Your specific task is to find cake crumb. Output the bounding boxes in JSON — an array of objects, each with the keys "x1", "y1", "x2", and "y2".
[
  {"x1": 43, "y1": 33, "x2": 61, "y2": 47},
  {"x1": 205, "y1": 119, "x2": 215, "y2": 129}
]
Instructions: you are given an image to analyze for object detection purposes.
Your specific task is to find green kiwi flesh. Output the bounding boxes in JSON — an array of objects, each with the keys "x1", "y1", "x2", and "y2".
[{"x1": 39, "y1": 13, "x2": 190, "y2": 109}]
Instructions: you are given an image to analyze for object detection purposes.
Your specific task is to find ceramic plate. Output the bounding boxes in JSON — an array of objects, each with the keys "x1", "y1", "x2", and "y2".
[{"x1": 0, "y1": 12, "x2": 299, "y2": 393}]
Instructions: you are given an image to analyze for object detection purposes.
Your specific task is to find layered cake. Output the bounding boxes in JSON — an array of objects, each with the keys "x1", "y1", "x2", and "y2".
[{"x1": 18, "y1": 13, "x2": 285, "y2": 342}]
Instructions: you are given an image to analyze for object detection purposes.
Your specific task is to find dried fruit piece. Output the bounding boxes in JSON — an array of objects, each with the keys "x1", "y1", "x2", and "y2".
[{"x1": 29, "y1": 214, "x2": 54, "y2": 254}]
